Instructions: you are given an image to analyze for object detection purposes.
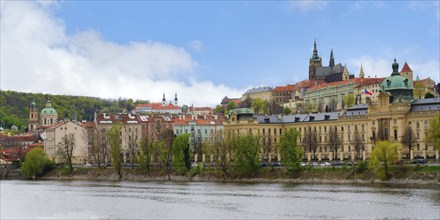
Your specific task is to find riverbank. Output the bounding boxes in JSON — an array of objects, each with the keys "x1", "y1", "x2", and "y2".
[{"x1": 40, "y1": 165, "x2": 440, "y2": 186}]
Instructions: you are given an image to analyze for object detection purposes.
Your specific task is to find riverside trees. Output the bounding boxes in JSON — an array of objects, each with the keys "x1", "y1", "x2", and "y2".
[
  {"x1": 231, "y1": 134, "x2": 261, "y2": 176},
  {"x1": 56, "y1": 134, "x2": 75, "y2": 172},
  {"x1": 108, "y1": 123, "x2": 122, "y2": 179},
  {"x1": 368, "y1": 141, "x2": 400, "y2": 180},
  {"x1": 20, "y1": 147, "x2": 53, "y2": 179},
  {"x1": 279, "y1": 128, "x2": 303, "y2": 172}
]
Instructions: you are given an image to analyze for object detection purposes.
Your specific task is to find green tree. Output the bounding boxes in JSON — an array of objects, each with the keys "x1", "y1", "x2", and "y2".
[
  {"x1": 227, "y1": 101, "x2": 237, "y2": 111},
  {"x1": 239, "y1": 97, "x2": 252, "y2": 108},
  {"x1": 231, "y1": 134, "x2": 261, "y2": 176},
  {"x1": 20, "y1": 147, "x2": 53, "y2": 179},
  {"x1": 279, "y1": 128, "x2": 303, "y2": 172},
  {"x1": 426, "y1": 113, "x2": 440, "y2": 150},
  {"x1": 213, "y1": 105, "x2": 223, "y2": 114},
  {"x1": 252, "y1": 98, "x2": 266, "y2": 114},
  {"x1": 368, "y1": 141, "x2": 400, "y2": 180},
  {"x1": 413, "y1": 84, "x2": 426, "y2": 99},
  {"x1": 343, "y1": 94, "x2": 355, "y2": 109},
  {"x1": 108, "y1": 123, "x2": 123, "y2": 180},
  {"x1": 56, "y1": 134, "x2": 75, "y2": 173},
  {"x1": 283, "y1": 106, "x2": 292, "y2": 115},
  {"x1": 401, "y1": 126, "x2": 416, "y2": 157},
  {"x1": 306, "y1": 102, "x2": 316, "y2": 113},
  {"x1": 158, "y1": 128, "x2": 175, "y2": 180},
  {"x1": 138, "y1": 135, "x2": 153, "y2": 173},
  {"x1": 424, "y1": 92, "x2": 435, "y2": 99},
  {"x1": 172, "y1": 133, "x2": 191, "y2": 174},
  {"x1": 208, "y1": 130, "x2": 232, "y2": 179}
]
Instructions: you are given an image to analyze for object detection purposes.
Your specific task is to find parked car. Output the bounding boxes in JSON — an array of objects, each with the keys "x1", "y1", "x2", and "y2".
[
  {"x1": 412, "y1": 159, "x2": 427, "y2": 164},
  {"x1": 300, "y1": 162, "x2": 307, "y2": 167},
  {"x1": 332, "y1": 161, "x2": 345, "y2": 167},
  {"x1": 319, "y1": 162, "x2": 331, "y2": 167},
  {"x1": 310, "y1": 162, "x2": 319, "y2": 166},
  {"x1": 82, "y1": 163, "x2": 92, "y2": 167},
  {"x1": 191, "y1": 162, "x2": 198, "y2": 167},
  {"x1": 271, "y1": 162, "x2": 282, "y2": 167},
  {"x1": 260, "y1": 162, "x2": 269, "y2": 167}
]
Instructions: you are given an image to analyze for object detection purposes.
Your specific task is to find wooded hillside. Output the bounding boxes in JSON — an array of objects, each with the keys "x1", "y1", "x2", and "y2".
[{"x1": 0, "y1": 90, "x2": 149, "y2": 130}]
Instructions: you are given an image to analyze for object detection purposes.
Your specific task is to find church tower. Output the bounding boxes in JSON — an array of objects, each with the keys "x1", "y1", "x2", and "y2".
[
  {"x1": 329, "y1": 49, "x2": 335, "y2": 67},
  {"x1": 28, "y1": 99, "x2": 38, "y2": 133},
  {"x1": 162, "y1": 93, "x2": 166, "y2": 106},
  {"x1": 400, "y1": 62, "x2": 413, "y2": 86},
  {"x1": 174, "y1": 93, "x2": 178, "y2": 106},
  {"x1": 309, "y1": 39, "x2": 322, "y2": 80},
  {"x1": 359, "y1": 64, "x2": 365, "y2": 78},
  {"x1": 342, "y1": 65, "x2": 349, "y2": 81}
]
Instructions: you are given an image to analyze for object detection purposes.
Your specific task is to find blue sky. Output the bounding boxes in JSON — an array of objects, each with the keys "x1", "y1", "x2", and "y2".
[{"x1": 1, "y1": 1, "x2": 439, "y2": 106}]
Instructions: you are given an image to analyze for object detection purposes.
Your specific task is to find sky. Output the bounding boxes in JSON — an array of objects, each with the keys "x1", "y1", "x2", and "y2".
[{"x1": 1, "y1": 0, "x2": 439, "y2": 107}]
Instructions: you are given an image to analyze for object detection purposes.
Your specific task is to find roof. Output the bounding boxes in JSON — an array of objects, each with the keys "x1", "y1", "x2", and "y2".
[
  {"x1": 314, "y1": 63, "x2": 344, "y2": 77},
  {"x1": 243, "y1": 87, "x2": 273, "y2": 94},
  {"x1": 341, "y1": 104, "x2": 368, "y2": 117},
  {"x1": 273, "y1": 80, "x2": 325, "y2": 92},
  {"x1": 410, "y1": 98, "x2": 440, "y2": 112},
  {"x1": 0, "y1": 134, "x2": 39, "y2": 143},
  {"x1": 136, "y1": 102, "x2": 181, "y2": 110},
  {"x1": 81, "y1": 121, "x2": 96, "y2": 129},
  {"x1": 400, "y1": 62, "x2": 413, "y2": 72},
  {"x1": 95, "y1": 113, "x2": 142, "y2": 125},
  {"x1": 309, "y1": 77, "x2": 384, "y2": 91},
  {"x1": 380, "y1": 75, "x2": 414, "y2": 91},
  {"x1": 257, "y1": 115, "x2": 283, "y2": 124},
  {"x1": 232, "y1": 108, "x2": 254, "y2": 115},
  {"x1": 189, "y1": 107, "x2": 212, "y2": 112}
]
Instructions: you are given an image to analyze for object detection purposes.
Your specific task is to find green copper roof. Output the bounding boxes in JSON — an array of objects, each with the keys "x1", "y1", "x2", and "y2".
[
  {"x1": 41, "y1": 100, "x2": 57, "y2": 115},
  {"x1": 233, "y1": 108, "x2": 254, "y2": 115},
  {"x1": 41, "y1": 108, "x2": 57, "y2": 115},
  {"x1": 380, "y1": 75, "x2": 413, "y2": 91}
]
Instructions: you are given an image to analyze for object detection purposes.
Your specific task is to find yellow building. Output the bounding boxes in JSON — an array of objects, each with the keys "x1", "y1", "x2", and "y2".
[
  {"x1": 242, "y1": 87, "x2": 273, "y2": 102},
  {"x1": 225, "y1": 60, "x2": 440, "y2": 161}
]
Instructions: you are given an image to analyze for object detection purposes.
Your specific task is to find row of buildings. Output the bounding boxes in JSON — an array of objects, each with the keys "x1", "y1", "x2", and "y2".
[
  {"x1": 1, "y1": 40, "x2": 439, "y2": 166},
  {"x1": 236, "y1": 41, "x2": 436, "y2": 113}
]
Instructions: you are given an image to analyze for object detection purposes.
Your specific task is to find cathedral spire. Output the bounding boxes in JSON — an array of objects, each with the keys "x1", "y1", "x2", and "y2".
[
  {"x1": 359, "y1": 64, "x2": 365, "y2": 78},
  {"x1": 162, "y1": 93, "x2": 166, "y2": 106},
  {"x1": 329, "y1": 49, "x2": 335, "y2": 67},
  {"x1": 174, "y1": 93, "x2": 178, "y2": 106},
  {"x1": 312, "y1": 38, "x2": 320, "y2": 60}
]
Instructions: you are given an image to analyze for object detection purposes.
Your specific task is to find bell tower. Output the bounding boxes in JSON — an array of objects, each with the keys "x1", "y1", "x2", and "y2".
[
  {"x1": 309, "y1": 39, "x2": 322, "y2": 80},
  {"x1": 28, "y1": 99, "x2": 38, "y2": 133}
]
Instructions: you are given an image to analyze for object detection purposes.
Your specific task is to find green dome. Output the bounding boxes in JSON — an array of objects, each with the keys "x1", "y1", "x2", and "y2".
[
  {"x1": 380, "y1": 75, "x2": 413, "y2": 91},
  {"x1": 379, "y1": 59, "x2": 414, "y2": 103},
  {"x1": 41, "y1": 100, "x2": 58, "y2": 115},
  {"x1": 41, "y1": 108, "x2": 57, "y2": 115}
]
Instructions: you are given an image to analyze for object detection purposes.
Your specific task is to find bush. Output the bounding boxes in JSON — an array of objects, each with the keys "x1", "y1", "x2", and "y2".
[
  {"x1": 355, "y1": 161, "x2": 368, "y2": 173},
  {"x1": 20, "y1": 148, "x2": 53, "y2": 179}
]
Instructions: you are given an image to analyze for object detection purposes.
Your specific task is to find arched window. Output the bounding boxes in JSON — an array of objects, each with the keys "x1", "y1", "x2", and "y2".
[{"x1": 394, "y1": 129, "x2": 398, "y2": 140}]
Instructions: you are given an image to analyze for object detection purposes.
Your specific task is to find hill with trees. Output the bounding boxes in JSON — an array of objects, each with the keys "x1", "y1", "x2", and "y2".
[{"x1": 0, "y1": 90, "x2": 149, "y2": 131}]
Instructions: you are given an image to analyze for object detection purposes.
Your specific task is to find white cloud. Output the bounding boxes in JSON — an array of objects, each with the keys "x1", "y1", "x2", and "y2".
[
  {"x1": 287, "y1": 0, "x2": 329, "y2": 12},
  {"x1": 0, "y1": 1, "x2": 244, "y2": 107},
  {"x1": 347, "y1": 56, "x2": 439, "y2": 82}
]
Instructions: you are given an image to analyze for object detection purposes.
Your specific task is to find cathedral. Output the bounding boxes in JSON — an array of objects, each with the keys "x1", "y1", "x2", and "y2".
[
  {"x1": 28, "y1": 99, "x2": 59, "y2": 133},
  {"x1": 308, "y1": 40, "x2": 354, "y2": 83}
]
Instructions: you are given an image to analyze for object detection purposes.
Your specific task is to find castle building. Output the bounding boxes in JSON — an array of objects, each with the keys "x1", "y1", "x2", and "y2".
[
  {"x1": 225, "y1": 59, "x2": 440, "y2": 162},
  {"x1": 308, "y1": 40, "x2": 354, "y2": 83},
  {"x1": 134, "y1": 94, "x2": 182, "y2": 114}
]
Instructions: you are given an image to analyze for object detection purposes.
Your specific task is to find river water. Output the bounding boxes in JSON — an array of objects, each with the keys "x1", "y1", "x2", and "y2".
[{"x1": 1, "y1": 180, "x2": 439, "y2": 219}]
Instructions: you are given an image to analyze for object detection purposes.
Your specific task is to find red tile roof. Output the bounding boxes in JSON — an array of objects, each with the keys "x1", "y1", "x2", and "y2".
[
  {"x1": 309, "y1": 78, "x2": 384, "y2": 91},
  {"x1": 400, "y1": 62, "x2": 413, "y2": 73},
  {"x1": 273, "y1": 80, "x2": 325, "y2": 92},
  {"x1": 136, "y1": 102, "x2": 181, "y2": 110}
]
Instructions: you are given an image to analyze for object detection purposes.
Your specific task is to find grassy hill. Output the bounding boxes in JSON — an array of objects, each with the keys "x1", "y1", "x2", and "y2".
[{"x1": 0, "y1": 90, "x2": 149, "y2": 131}]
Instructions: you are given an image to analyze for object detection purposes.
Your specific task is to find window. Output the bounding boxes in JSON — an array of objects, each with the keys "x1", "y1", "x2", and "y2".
[
  {"x1": 394, "y1": 129, "x2": 397, "y2": 140},
  {"x1": 417, "y1": 122, "x2": 420, "y2": 129},
  {"x1": 274, "y1": 129, "x2": 276, "y2": 135},
  {"x1": 263, "y1": 129, "x2": 265, "y2": 134},
  {"x1": 280, "y1": 129, "x2": 282, "y2": 135}
]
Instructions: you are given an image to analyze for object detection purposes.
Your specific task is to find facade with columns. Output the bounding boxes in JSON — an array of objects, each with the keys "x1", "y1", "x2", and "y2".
[{"x1": 225, "y1": 59, "x2": 439, "y2": 162}]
